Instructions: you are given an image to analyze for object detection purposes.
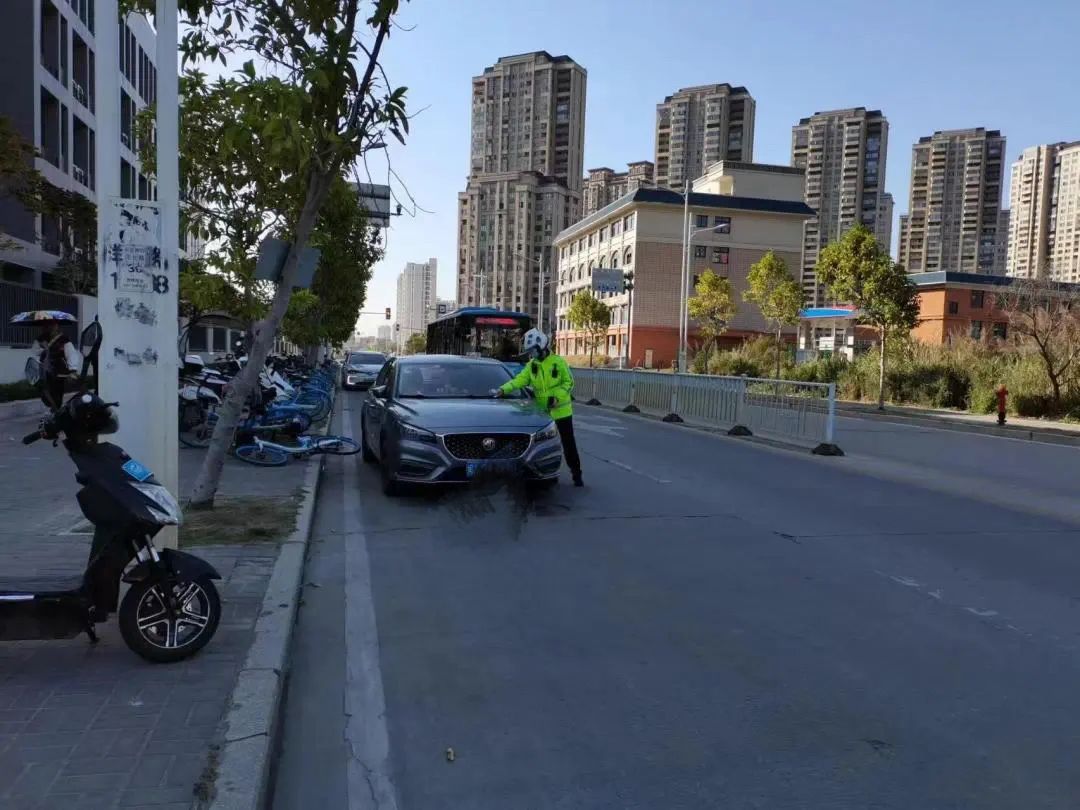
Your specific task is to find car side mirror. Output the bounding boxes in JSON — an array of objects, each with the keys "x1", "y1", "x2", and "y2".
[
  {"x1": 24, "y1": 357, "x2": 42, "y2": 385},
  {"x1": 371, "y1": 385, "x2": 388, "y2": 399},
  {"x1": 79, "y1": 321, "x2": 102, "y2": 357}
]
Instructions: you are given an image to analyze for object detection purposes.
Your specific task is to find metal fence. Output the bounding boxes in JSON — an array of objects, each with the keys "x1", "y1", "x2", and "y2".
[
  {"x1": 572, "y1": 368, "x2": 841, "y2": 454},
  {"x1": 0, "y1": 282, "x2": 80, "y2": 346}
]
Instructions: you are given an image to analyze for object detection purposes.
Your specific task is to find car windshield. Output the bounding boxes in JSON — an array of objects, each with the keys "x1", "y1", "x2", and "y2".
[
  {"x1": 396, "y1": 361, "x2": 518, "y2": 399},
  {"x1": 348, "y1": 353, "x2": 384, "y2": 366}
]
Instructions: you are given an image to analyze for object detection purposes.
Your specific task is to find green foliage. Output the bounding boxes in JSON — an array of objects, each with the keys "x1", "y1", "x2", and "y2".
[
  {"x1": 744, "y1": 251, "x2": 803, "y2": 379},
  {"x1": 403, "y1": 332, "x2": 426, "y2": 355},
  {"x1": 688, "y1": 270, "x2": 737, "y2": 361},
  {"x1": 567, "y1": 290, "x2": 611, "y2": 367}
]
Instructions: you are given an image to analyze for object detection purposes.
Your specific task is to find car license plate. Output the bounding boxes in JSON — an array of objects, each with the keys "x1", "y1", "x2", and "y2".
[{"x1": 466, "y1": 460, "x2": 519, "y2": 479}]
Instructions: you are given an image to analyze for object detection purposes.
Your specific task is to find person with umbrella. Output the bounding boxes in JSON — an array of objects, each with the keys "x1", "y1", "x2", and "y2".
[{"x1": 10, "y1": 310, "x2": 80, "y2": 410}]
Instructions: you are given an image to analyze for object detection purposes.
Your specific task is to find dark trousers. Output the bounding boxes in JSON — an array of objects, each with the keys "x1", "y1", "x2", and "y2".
[{"x1": 555, "y1": 416, "x2": 581, "y2": 476}]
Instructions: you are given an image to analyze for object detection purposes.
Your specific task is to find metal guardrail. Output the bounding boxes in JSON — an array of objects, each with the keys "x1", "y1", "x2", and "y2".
[{"x1": 572, "y1": 368, "x2": 842, "y2": 455}]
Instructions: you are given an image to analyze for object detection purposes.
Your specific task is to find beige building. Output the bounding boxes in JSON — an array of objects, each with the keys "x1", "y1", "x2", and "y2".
[
  {"x1": 1007, "y1": 141, "x2": 1080, "y2": 281},
  {"x1": 553, "y1": 162, "x2": 812, "y2": 368},
  {"x1": 898, "y1": 128, "x2": 1005, "y2": 275},
  {"x1": 582, "y1": 161, "x2": 654, "y2": 217},
  {"x1": 654, "y1": 84, "x2": 755, "y2": 190},
  {"x1": 395, "y1": 259, "x2": 437, "y2": 351},
  {"x1": 456, "y1": 52, "x2": 587, "y2": 321},
  {"x1": 791, "y1": 108, "x2": 891, "y2": 305}
]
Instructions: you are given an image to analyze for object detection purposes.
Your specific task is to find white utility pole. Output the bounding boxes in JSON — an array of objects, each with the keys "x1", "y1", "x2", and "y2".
[
  {"x1": 678, "y1": 180, "x2": 690, "y2": 371},
  {"x1": 96, "y1": 1, "x2": 179, "y2": 546}
]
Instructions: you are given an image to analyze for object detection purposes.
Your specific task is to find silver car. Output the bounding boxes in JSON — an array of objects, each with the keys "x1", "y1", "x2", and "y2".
[
  {"x1": 342, "y1": 351, "x2": 386, "y2": 390},
  {"x1": 359, "y1": 355, "x2": 562, "y2": 495}
]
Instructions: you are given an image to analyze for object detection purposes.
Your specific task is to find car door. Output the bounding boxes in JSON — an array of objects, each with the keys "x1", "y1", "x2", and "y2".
[{"x1": 363, "y1": 359, "x2": 395, "y2": 455}]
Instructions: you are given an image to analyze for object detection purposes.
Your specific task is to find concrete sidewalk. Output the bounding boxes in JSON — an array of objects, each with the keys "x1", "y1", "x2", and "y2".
[{"x1": 0, "y1": 416, "x2": 317, "y2": 810}]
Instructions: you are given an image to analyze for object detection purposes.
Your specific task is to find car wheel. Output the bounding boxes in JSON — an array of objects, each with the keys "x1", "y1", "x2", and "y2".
[
  {"x1": 379, "y1": 437, "x2": 402, "y2": 497},
  {"x1": 360, "y1": 416, "x2": 376, "y2": 464}
]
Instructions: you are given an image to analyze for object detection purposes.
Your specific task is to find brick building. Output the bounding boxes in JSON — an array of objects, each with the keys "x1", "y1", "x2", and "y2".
[
  {"x1": 910, "y1": 271, "x2": 1016, "y2": 344},
  {"x1": 552, "y1": 162, "x2": 813, "y2": 368}
]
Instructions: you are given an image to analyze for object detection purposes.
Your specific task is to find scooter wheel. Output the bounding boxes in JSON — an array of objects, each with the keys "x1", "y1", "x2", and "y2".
[{"x1": 119, "y1": 576, "x2": 221, "y2": 664}]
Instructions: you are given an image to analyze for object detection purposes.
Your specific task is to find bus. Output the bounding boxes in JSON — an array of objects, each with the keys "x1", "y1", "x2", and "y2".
[{"x1": 426, "y1": 307, "x2": 533, "y2": 372}]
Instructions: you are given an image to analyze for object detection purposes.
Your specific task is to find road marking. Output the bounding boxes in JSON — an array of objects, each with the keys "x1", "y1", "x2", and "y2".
[
  {"x1": 340, "y1": 416, "x2": 399, "y2": 810},
  {"x1": 582, "y1": 450, "x2": 671, "y2": 484}
]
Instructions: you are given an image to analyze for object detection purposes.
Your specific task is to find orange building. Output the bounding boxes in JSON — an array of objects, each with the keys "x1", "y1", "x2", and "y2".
[{"x1": 909, "y1": 272, "x2": 1015, "y2": 344}]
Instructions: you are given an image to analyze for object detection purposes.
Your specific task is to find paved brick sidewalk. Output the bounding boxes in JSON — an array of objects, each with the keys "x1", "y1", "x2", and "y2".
[{"x1": 0, "y1": 415, "x2": 309, "y2": 809}]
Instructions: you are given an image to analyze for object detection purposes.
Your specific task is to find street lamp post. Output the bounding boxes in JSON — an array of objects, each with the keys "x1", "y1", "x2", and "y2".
[
  {"x1": 514, "y1": 251, "x2": 552, "y2": 334},
  {"x1": 623, "y1": 271, "x2": 635, "y2": 369}
]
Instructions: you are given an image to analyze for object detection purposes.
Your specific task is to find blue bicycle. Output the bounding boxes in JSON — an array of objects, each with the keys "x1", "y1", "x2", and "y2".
[{"x1": 234, "y1": 434, "x2": 360, "y2": 466}]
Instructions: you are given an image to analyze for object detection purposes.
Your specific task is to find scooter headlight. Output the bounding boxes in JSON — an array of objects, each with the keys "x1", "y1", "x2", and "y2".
[{"x1": 131, "y1": 482, "x2": 183, "y2": 526}]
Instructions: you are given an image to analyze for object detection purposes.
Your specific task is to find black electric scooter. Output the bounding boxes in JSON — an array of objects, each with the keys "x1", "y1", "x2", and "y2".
[{"x1": 0, "y1": 321, "x2": 222, "y2": 663}]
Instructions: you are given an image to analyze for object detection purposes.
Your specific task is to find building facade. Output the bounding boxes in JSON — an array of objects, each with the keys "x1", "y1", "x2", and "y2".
[
  {"x1": 898, "y1": 128, "x2": 1005, "y2": 275},
  {"x1": 395, "y1": 258, "x2": 437, "y2": 350},
  {"x1": 995, "y1": 208, "x2": 1010, "y2": 274},
  {"x1": 654, "y1": 84, "x2": 755, "y2": 191},
  {"x1": 456, "y1": 52, "x2": 586, "y2": 322},
  {"x1": 553, "y1": 164, "x2": 812, "y2": 368},
  {"x1": 1006, "y1": 141, "x2": 1080, "y2": 282},
  {"x1": 582, "y1": 161, "x2": 653, "y2": 217},
  {"x1": 909, "y1": 271, "x2": 1019, "y2": 345},
  {"x1": 791, "y1": 108, "x2": 890, "y2": 305},
  {"x1": 0, "y1": 3, "x2": 157, "y2": 288}
]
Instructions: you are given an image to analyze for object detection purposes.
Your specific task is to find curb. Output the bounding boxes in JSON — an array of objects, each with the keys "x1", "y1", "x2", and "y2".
[
  {"x1": 203, "y1": 398, "x2": 332, "y2": 810},
  {"x1": 0, "y1": 399, "x2": 44, "y2": 422},
  {"x1": 837, "y1": 402, "x2": 1080, "y2": 448}
]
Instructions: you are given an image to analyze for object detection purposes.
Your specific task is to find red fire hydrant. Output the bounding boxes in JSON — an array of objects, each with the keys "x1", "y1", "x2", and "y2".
[{"x1": 996, "y1": 385, "x2": 1008, "y2": 426}]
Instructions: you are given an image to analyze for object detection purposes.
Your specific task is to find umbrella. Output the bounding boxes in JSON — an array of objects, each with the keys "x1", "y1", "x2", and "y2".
[{"x1": 9, "y1": 310, "x2": 77, "y2": 324}]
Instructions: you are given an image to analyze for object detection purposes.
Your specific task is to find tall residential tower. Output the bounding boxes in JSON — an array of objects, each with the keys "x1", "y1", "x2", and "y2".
[
  {"x1": 791, "y1": 108, "x2": 890, "y2": 305},
  {"x1": 456, "y1": 51, "x2": 586, "y2": 319},
  {"x1": 1007, "y1": 141, "x2": 1080, "y2": 282},
  {"x1": 654, "y1": 84, "x2": 755, "y2": 190},
  {"x1": 395, "y1": 258, "x2": 437, "y2": 351}
]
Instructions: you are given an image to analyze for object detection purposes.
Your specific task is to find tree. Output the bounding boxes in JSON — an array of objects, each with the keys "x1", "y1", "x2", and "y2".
[
  {"x1": 567, "y1": 290, "x2": 610, "y2": 367},
  {"x1": 403, "y1": 332, "x2": 426, "y2": 355},
  {"x1": 1000, "y1": 275, "x2": 1080, "y2": 410},
  {"x1": 131, "y1": 0, "x2": 411, "y2": 507},
  {"x1": 743, "y1": 251, "x2": 804, "y2": 379},
  {"x1": 688, "y1": 270, "x2": 737, "y2": 366},
  {"x1": 816, "y1": 226, "x2": 919, "y2": 409},
  {"x1": 0, "y1": 116, "x2": 41, "y2": 252}
]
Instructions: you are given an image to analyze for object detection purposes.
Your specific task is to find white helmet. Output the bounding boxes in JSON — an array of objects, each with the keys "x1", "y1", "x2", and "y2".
[{"x1": 522, "y1": 328, "x2": 549, "y2": 355}]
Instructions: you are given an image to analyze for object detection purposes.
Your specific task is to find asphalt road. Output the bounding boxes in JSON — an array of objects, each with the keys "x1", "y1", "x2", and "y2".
[{"x1": 271, "y1": 392, "x2": 1080, "y2": 810}]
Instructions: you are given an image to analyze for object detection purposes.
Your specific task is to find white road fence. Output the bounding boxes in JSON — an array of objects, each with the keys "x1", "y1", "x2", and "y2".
[{"x1": 572, "y1": 368, "x2": 842, "y2": 455}]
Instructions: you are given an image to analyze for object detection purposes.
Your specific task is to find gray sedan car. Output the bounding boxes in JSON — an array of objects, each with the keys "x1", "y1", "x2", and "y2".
[
  {"x1": 359, "y1": 355, "x2": 562, "y2": 495},
  {"x1": 341, "y1": 351, "x2": 386, "y2": 390}
]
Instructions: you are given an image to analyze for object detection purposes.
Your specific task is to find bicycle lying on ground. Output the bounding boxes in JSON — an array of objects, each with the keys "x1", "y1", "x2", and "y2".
[{"x1": 234, "y1": 433, "x2": 360, "y2": 466}]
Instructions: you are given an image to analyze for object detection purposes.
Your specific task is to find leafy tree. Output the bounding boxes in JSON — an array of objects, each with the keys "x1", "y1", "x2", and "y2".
[
  {"x1": 743, "y1": 251, "x2": 804, "y2": 379},
  {"x1": 130, "y1": 0, "x2": 411, "y2": 506},
  {"x1": 815, "y1": 225, "x2": 919, "y2": 409},
  {"x1": 403, "y1": 332, "x2": 426, "y2": 355},
  {"x1": 999, "y1": 275, "x2": 1080, "y2": 410},
  {"x1": 688, "y1": 270, "x2": 737, "y2": 366},
  {"x1": 0, "y1": 116, "x2": 40, "y2": 251},
  {"x1": 567, "y1": 289, "x2": 610, "y2": 367}
]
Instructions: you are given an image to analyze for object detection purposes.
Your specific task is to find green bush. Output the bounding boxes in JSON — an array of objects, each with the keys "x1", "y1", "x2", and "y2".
[{"x1": 0, "y1": 381, "x2": 37, "y2": 403}]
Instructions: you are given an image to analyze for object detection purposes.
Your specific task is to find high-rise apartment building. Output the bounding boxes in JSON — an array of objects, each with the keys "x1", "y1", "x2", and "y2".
[
  {"x1": 0, "y1": 3, "x2": 157, "y2": 288},
  {"x1": 582, "y1": 161, "x2": 653, "y2": 217},
  {"x1": 791, "y1": 108, "x2": 890, "y2": 304},
  {"x1": 456, "y1": 52, "x2": 586, "y2": 318},
  {"x1": 898, "y1": 128, "x2": 1005, "y2": 275},
  {"x1": 654, "y1": 84, "x2": 755, "y2": 190},
  {"x1": 1007, "y1": 141, "x2": 1080, "y2": 281},
  {"x1": 395, "y1": 258, "x2": 436, "y2": 350},
  {"x1": 995, "y1": 208, "x2": 1010, "y2": 274}
]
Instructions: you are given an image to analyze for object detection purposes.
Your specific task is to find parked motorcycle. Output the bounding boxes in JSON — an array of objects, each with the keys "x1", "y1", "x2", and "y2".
[{"x1": 0, "y1": 322, "x2": 222, "y2": 663}]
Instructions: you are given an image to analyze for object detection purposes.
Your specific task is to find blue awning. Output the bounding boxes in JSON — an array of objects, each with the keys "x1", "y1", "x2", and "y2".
[{"x1": 799, "y1": 307, "x2": 860, "y2": 320}]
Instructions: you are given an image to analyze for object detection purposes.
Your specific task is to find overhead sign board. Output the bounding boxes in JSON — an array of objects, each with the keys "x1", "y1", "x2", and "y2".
[
  {"x1": 592, "y1": 268, "x2": 625, "y2": 295},
  {"x1": 353, "y1": 182, "x2": 393, "y2": 228},
  {"x1": 254, "y1": 237, "x2": 321, "y2": 288}
]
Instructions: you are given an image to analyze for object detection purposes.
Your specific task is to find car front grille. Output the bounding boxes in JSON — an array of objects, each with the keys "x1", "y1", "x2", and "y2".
[{"x1": 444, "y1": 432, "x2": 531, "y2": 461}]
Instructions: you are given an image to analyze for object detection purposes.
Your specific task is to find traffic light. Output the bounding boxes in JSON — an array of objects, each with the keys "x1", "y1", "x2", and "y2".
[{"x1": 384, "y1": 307, "x2": 391, "y2": 320}]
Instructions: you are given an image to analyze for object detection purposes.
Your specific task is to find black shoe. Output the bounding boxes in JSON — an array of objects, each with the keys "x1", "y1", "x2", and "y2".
[{"x1": 572, "y1": 472, "x2": 583, "y2": 487}]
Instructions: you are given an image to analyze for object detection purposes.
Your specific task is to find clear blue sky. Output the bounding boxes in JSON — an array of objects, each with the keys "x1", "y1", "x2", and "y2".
[{"x1": 355, "y1": 0, "x2": 1080, "y2": 334}]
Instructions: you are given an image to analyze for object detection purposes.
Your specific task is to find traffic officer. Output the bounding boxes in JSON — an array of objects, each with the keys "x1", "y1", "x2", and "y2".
[{"x1": 497, "y1": 329, "x2": 583, "y2": 487}]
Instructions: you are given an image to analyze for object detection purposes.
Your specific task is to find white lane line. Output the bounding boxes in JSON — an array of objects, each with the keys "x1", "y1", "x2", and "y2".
[
  {"x1": 340, "y1": 415, "x2": 399, "y2": 810},
  {"x1": 583, "y1": 451, "x2": 671, "y2": 484}
]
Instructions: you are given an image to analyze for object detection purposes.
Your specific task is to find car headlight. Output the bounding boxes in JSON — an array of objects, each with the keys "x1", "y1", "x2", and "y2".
[
  {"x1": 534, "y1": 422, "x2": 559, "y2": 442},
  {"x1": 131, "y1": 482, "x2": 183, "y2": 526},
  {"x1": 399, "y1": 422, "x2": 437, "y2": 444}
]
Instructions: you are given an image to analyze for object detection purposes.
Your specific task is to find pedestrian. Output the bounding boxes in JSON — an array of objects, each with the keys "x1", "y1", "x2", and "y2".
[
  {"x1": 36, "y1": 317, "x2": 81, "y2": 411},
  {"x1": 496, "y1": 328, "x2": 583, "y2": 487}
]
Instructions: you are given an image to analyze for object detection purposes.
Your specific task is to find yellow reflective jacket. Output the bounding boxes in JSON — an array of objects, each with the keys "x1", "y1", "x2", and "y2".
[{"x1": 499, "y1": 353, "x2": 574, "y2": 420}]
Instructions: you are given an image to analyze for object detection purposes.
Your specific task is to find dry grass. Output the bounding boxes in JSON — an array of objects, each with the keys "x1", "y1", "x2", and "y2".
[{"x1": 180, "y1": 492, "x2": 302, "y2": 547}]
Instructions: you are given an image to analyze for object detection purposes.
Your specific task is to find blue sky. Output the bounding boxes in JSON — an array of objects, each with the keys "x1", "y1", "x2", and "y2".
[{"x1": 355, "y1": 0, "x2": 1080, "y2": 334}]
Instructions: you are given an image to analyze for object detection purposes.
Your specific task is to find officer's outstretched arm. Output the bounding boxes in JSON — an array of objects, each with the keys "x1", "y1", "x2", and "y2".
[{"x1": 499, "y1": 364, "x2": 531, "y2": 394}]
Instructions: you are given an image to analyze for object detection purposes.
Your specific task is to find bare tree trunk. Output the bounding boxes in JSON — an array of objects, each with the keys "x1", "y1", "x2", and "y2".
[
  {"x1": 775, "y1": 323, "x2": 782, "y2": 380},
  {"x1": 189, "y1": 171, "x2": 335, "y2": 507},
  {"x1": 877, "y1": 328, "x2": 887, "y2": 410}
]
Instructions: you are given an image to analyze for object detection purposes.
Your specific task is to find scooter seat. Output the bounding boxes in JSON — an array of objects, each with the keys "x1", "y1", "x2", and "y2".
[{"x1": 0, "y1": 575, "x2": 85, "y2": 596}]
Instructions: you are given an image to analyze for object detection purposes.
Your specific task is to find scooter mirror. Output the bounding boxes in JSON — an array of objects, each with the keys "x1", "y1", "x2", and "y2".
[
  {"x1": 80, "y1": 321, "x2": 102, "y2": 357},
  {"x1": 24, "y1": 356, "x2": 42, "y2": 385}
]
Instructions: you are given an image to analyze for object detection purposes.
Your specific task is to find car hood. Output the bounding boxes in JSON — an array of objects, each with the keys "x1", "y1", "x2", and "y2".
[{"x1": 392, "y1": 397, "x2": 551, "y2": 431}]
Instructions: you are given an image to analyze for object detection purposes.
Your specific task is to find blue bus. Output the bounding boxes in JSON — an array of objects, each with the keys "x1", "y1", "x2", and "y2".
[{"x1": 426, "y1": 307, "x2": 533, "y2": 373}]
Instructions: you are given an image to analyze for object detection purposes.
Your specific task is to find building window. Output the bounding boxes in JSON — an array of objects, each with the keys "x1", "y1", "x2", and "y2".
[
  {"x1": 694, "y1": 245, "x2": 706, "y2": 259},
  {"x1": 948, "y1": 300, "x2": 959, "y2": 315},
  {"x1": 970, "y1": 320, "x2": 983, "y2": 339},
  {"x1": 624, "y1": 247, "x2": 632, "y2": 265},
  {"x1": 696, "y1": 214, "x2": 709, "y2": 228},
  {"x1": 599, "y1": 226, "x2": 606, "y2": 242},
  {"x1": 992, "y1": 322, "x2": 1008, "y2": 340},
  {"x1": 714, "y1": 216, "x2": 731, "y2": 233},
  {"x1": 712, "y1": 247, "x2": 729, "y2": 265},
  {"x1": 623, "y1": 213, "x2": 634, "y2": 230},
  {"x1": 970, "y1": 290, "x2": 985, "y2": 309},
  {"x1": 587, "y1": 233, "x2": 593, "y2": 247},
  {"x1": 612, "y1": 220, "x2": 621, "y2": 236},
  {"x1": 611, "y1": 252, "x2": 619, "y2": 269}
]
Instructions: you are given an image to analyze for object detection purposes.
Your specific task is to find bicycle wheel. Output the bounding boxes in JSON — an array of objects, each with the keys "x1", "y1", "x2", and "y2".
[
  {"x1": 315, "y1": 436, "x2": 360, "y2": 455},
  {"x1": 234, "y1": 445, "x2": 289, "y2": 466}
]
